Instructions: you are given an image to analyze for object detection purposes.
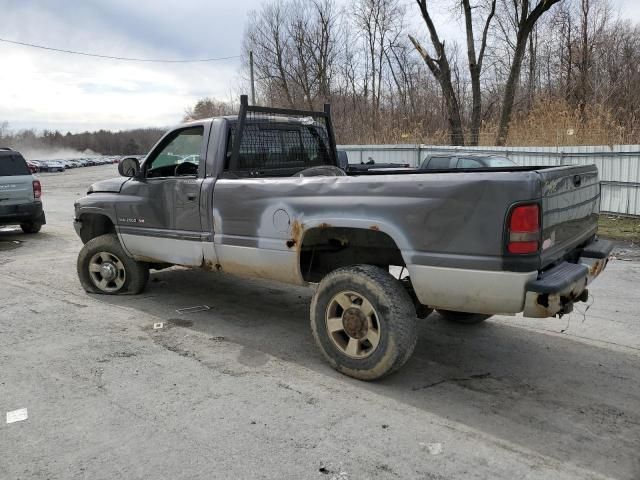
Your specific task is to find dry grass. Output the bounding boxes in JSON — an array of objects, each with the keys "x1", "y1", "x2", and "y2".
[
  {"x1": 598, "y1": 215, "x2": 640, "y2": 242},
  {"x1": 335, "y1": 97, "x2": 638, "y2": 147}
]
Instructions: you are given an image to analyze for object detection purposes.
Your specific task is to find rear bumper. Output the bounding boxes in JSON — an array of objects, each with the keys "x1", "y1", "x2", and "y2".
[
  {"x1": 522, "y1": 239, "x2": 614, "y2": 318},
  {"x1": 0, "y1": 202, "x2": 45, "y2": 225},
  {"x1": 407, "y1": 238, "x2": 614, "y2": 318}
]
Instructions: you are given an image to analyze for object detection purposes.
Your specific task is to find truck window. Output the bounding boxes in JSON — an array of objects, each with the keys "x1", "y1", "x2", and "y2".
[
  {"x1": 423, "y1": 157, "x2": 452, "y2": 170},
  {"x1": 146, "y1": 127, "x2": 203, "y2": 178},
  {"x1": 0, "y1": 154, "x2": 30, "y2": 176},
  {"x1": 226, "y1": 122, "x2": 332, "y2": 176},
  {"x1": 457, "y1": 158, "x2": 483, "y2": 168}
]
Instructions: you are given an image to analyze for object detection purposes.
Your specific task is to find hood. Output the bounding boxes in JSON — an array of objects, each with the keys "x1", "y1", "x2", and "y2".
[{"x1": 88, "y1": 177, "x2": 129, "y2": 194}]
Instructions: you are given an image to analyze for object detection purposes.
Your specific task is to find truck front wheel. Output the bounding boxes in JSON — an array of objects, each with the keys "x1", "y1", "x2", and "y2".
[
  {"x1": 77, "y1": 233, "x2": 149, "y2": 295},
  {"x1": 310, "y1": 265, "x2": 417, "y2": 381}
]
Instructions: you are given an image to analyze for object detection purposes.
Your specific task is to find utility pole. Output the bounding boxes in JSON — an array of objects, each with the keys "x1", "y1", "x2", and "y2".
[{"x1": 249, "y1": 50, "x2": 256, "y2": 105}]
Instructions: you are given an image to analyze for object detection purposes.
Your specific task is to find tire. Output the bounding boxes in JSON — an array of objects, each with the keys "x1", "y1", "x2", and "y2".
[
  {"x1": 20, "y1": 222, "x2": 42, "y2": 234},
  {"x1": 437, "y1": 309, "x2": 492, "y2": 325},
  {"x1": 77, "y1": 233, "x2": 149, "y2": 295},
  {"x1": 310, "y1": 264, "x2": 417, "y2": 381}
]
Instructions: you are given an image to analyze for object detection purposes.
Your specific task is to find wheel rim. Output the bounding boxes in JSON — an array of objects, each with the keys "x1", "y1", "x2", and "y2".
[
  {"x1": 325, "y1": 290, "x2": 381, "y2": 359},
  {"x1": 88, "y1": 251, "x2": 126, "y2": 293}
]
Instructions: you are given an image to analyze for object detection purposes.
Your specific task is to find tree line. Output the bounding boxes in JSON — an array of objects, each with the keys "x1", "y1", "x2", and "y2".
[
  {"x1": 2, "y1": 0, "x2": 638, "y2": 152},
  {"x1": 0, "y1": 121, "x2": 164, "y2": 156},
  {"x1": 219, "y1": 0, "x2": 639, "y2": 146}
]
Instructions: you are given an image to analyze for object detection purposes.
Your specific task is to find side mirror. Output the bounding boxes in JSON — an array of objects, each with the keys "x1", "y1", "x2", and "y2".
[
  {"x1": 118, "y1": 157, "x2": 140, "y2": 177},
  {"x1": 336, "y1": 150, "x2": 349, "y2": 171}
]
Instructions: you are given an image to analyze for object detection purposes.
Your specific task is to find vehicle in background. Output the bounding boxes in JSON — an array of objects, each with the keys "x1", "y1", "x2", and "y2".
[
  {"x1": 346, "y1": 159, "x2": 412, "y2": 172},
  {"x1": 337, "y1": 152, "x2": 412, "y2": 172},
  {"x1": 73, "y1": 96, "x2": 612, "y2": 381},
  {"x1": 0, "y1": 148, "x2": 46, "y2": 233},
  {"x1": 26, "y1": 160, "x2": 39, "y2": 173},
  {"x1": 420, "y1": 153, "x2": 517, "y2": 170},
  {"x1": 38, "y1": 160, "x2": 66, "y2": 172}
]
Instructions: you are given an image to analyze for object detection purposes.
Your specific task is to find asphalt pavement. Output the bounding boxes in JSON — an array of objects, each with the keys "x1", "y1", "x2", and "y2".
[{"x1": 1, "y1": 165, "x2": 639, "y2": 480}]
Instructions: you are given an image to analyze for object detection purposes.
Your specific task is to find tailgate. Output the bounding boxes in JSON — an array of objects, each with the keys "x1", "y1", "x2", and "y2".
[
  {"x1": 0, "y1": 174, "x2": 34, "y2": 206},
  {"x1": 538, "y1": 165, "x2": 600, "y2": 269}
]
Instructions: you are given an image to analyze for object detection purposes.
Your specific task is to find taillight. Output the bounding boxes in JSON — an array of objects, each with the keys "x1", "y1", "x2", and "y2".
[
  {"x1": 33, "y1": 180, "x2": 42, "y2": 199},
  {"x1": 507, "y1": 204, "x2": 540, "y2": 254}
]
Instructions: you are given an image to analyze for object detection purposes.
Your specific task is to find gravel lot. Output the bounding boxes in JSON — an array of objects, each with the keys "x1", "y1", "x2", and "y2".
[{"x1": 1, "y1": 165, "x2": 639, "y2": 480}]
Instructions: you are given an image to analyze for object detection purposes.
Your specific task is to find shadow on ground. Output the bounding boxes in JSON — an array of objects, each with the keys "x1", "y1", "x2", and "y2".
[{"x1": 94, "y1": 267, "x2": 640, "y2": 480}]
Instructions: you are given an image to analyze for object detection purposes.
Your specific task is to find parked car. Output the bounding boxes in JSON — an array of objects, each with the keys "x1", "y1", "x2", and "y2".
[
  {"x1": 73, "y1": 96, "x2": 613, "y2": 380},
  {"x1": 0, "y1": 148, "x2": 46, "y2": 233},
  {"x1": 37, "y1": 160, "x2": 65, "y2": 172},
  {"x1": 420, "y1": 153, "x2": 517, "y2": 170},
  {"x1": 26, "y1": 160, "x2": 39, "y2": 173}
]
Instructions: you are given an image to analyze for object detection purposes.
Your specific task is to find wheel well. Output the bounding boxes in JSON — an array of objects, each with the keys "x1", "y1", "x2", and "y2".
[
  {"x1": 300, "y1": 227, "x2": 405, "y2": 282},
  {"x1": 79, "y1": 213, "x2": 115, "y2": 244}
]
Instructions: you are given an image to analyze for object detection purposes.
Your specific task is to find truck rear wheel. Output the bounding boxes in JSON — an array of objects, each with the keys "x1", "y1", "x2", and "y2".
[
  {"x1": 437, "y1": 309, "x2": 492, "y2": 324},
  {"x1": 77, "y1": 233, "x2": 149, "y2": 295},
  {"x1": 20, "y1": 222, "x2": 42, "y2": 234},
  {"x1": 310, "y1": 265, "x2": 417, "y2": 381}
]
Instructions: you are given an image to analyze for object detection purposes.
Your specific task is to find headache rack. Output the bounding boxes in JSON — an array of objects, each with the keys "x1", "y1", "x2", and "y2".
[{"x1": 227, "y1": 95, "x2": 339, "y2": 177}]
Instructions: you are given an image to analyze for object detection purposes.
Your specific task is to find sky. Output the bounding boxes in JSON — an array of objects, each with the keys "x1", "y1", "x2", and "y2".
[{"x1": 1, "y1": 0, "x2": 639, "y2": 133}]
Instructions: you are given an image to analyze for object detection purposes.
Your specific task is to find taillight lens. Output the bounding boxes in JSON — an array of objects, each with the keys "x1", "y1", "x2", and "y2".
[
  {"x1": 33, "y1": 180, "x2": 42, "y2": 199},
  {"x1": 507, "y1": 204, "x2": 540, "y2": 254}
]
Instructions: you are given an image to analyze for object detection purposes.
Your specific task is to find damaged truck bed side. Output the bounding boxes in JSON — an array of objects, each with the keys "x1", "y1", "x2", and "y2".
[{"x1": 73, "y1": 96, "x2": 613, "y2": 380}]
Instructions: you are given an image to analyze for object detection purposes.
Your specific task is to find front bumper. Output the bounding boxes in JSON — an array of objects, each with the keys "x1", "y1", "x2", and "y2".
[
  {"x1": 0, "y1": 202, "x2": 45, "y2": 225},
  {"x1": 523, "y1": 238, "x2": 614, "y2": 318}
]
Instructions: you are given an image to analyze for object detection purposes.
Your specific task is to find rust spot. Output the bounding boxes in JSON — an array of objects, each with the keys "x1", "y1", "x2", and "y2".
[
  {"x1": 202, "y1": 260, "x2": 217, "y2": 271},
  {"x1": 369, "y1": 225, "x2": 380, "y2": 231},
  {"x1": 286, "y1": 239, "x2": 296, "y2": 248},
  {"x1": 318, "y1": 222, "x2": 331, "y2": 229},
  {"x1": 290, "y1": 219, "x2": 304, "y2": 242},
  {"x1": 588, "y1": 260, "x2": 602, "y2": 276}
]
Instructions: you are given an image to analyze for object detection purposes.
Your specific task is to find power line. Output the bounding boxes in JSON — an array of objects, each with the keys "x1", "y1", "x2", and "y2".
[{"x1": 0, "y1": 37, "x2": 241, "y2": 63}]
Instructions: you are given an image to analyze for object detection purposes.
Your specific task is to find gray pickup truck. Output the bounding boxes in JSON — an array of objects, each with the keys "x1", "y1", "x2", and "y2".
[{"x1": 74, "y1": 97, "x2": 613, "y2": 380}]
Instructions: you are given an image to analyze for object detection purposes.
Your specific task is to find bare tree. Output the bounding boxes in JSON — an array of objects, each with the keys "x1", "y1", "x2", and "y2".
[
  {"x1": 409, "y1": 0, "x2": 465, "y2": 145},
  {"x1": 495, "y1": 0, "x2": 564, "y2": 146},
  {"x1": 463, "y1": 0, "x2": 497, "y2": 145}
]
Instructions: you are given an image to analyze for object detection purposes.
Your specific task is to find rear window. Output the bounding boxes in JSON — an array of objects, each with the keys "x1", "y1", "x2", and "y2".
[
  {"x1": 226, "y1": 123, "x2": 332, "y2": 175},
  {"x1": 0, "y1": 154, "x2": 30, "y2": 176}
]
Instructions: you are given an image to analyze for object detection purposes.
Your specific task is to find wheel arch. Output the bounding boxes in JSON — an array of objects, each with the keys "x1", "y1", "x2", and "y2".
[
  {"x1": 298, "y1": 221, "x2": 409, "y2": 283},
  {"x1": 78, "y1": 212, "x2": 116, "y2": 244}
]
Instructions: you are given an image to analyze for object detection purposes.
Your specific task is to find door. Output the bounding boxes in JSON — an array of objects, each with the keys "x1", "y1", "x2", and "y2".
[{"x1": 117, "y1": 126, "x2": 206, "y2": 266}]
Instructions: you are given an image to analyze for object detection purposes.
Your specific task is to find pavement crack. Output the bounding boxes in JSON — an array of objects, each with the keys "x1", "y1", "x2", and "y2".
[{"x1": 412, "y1": 372, "x2": 492, "y2": 391}]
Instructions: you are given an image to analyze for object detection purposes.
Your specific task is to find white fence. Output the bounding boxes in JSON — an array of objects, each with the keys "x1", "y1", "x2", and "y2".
[{"x1": 338, "y1": 144, "x2": 640, "y2": 216}]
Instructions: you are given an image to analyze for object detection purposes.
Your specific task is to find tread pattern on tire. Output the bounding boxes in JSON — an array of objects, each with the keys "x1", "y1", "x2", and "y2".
[
  {"x1": 77, "y1": 233, "x2": 149, "y2": 295},
  {"x1": 310, "y1": 264, "x2": 417, "y2": 381}
]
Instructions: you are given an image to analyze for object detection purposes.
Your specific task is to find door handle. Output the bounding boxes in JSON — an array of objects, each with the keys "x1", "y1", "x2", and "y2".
[{"x1": 187, "y1": 193, "x2": 197, "y2": 201}]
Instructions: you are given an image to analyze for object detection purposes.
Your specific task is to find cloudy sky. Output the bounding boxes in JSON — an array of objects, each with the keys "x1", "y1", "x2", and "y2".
[{"x1": 1, "y1": 0, "x2": 639, "y2": 133}]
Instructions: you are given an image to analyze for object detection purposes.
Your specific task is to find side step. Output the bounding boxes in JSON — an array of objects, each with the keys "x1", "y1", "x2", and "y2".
[
  {"x1": 526, "y1": 262, "x2": 588, "y2": 294},
  {"x1": 580, "y1": 238, "x2": 614, "y2": 259}
]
